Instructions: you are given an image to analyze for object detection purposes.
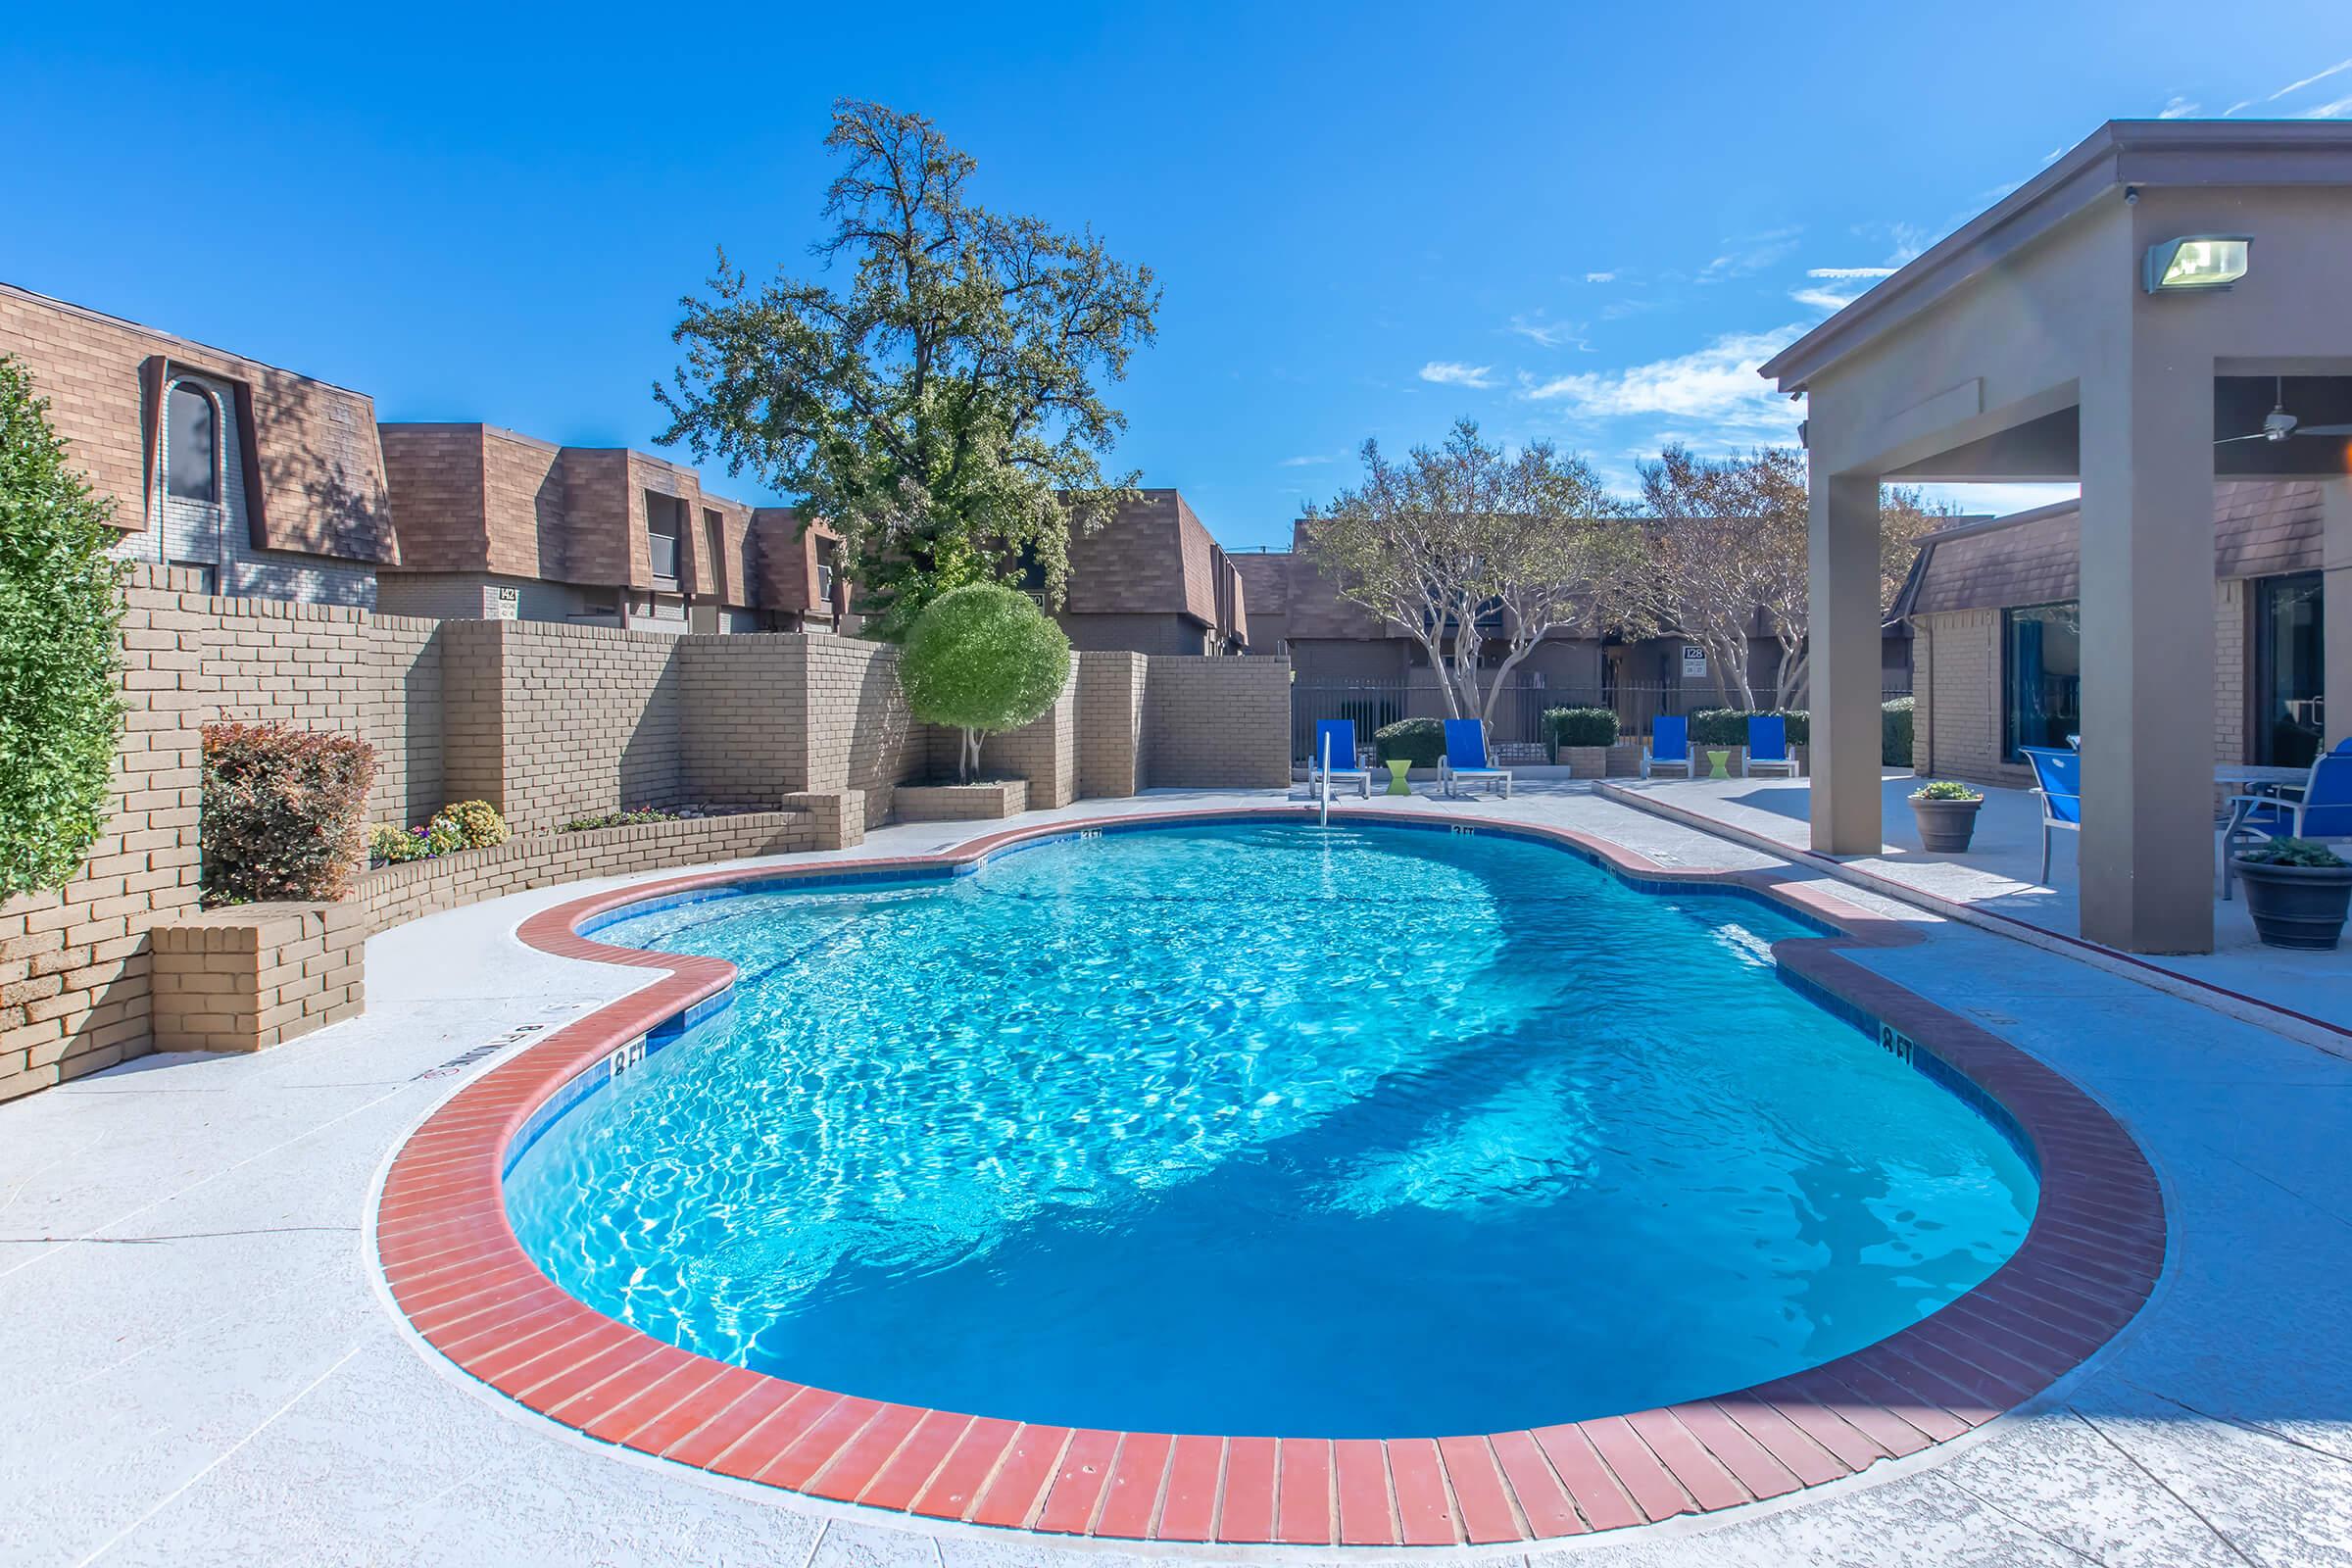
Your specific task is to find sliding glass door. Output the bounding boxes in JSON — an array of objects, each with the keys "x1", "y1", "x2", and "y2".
[{"x1": 2255, "y1": 572, "x2": 2325, "y2": 767}]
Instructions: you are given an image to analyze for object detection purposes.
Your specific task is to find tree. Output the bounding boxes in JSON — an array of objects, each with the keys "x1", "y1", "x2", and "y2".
[
  {"x1": 1636, "y1": 444, "x2": 1946, "y2": 710},
  {"x1": 898, "y1": 583, "x2": 1072, "y2": 783},
  {"x1": 657, "y1": 100, "x2": 1161, "y2": 638},
  {"x1": 1301, "y1": 419, "x2": 1653, "y2": 726},
  {"x1": 0, "y1": 356, "x2": 125, "y2": 900}
]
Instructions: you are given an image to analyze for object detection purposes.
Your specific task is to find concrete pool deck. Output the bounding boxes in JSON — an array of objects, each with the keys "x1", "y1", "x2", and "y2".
[{"x1": 4, "y1": 785, "x2": 2350, "y2": 1566}]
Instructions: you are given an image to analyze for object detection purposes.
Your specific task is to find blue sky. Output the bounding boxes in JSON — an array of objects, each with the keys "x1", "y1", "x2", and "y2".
[{"x1": 6, "y1": 4, "x2": 2351, "y2": 548}]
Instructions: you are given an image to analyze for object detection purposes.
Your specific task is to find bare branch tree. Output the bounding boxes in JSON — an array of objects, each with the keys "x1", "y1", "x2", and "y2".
[{"x1": 1303, "y1": 420, "x2": 1650, "y2": 727}]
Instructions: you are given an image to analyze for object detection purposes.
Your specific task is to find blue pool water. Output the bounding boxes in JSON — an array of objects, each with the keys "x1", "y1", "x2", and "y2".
[{"x1": 506, "y1": 820, "x2": 2035, "y2": 1438}]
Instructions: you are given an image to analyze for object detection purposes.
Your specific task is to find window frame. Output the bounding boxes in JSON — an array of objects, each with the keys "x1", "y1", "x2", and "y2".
[
  {"x1": 164, "y1": 377, "x2": 222, "y2": 507},
  {"x1": 1999, "y1": 598, "x2": 2082, "y2": 762}
]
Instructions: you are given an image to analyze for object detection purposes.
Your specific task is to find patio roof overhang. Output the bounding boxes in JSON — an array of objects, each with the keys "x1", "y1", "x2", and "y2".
[{"x1": 1772, "y1": 118, "x2": 2352, "y2": 956}]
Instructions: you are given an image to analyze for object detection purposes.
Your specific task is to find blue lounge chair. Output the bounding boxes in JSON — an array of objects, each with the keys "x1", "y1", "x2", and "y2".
[
  {"x1": 2223, "y1": 740, "x2": 2352, "y2": 900},
  {"x1": 1440, "y1": 718, "x2": 1512, "y2": 799},
  {"x1": 1309, "y1": 719, "x2": 1372, "y2": 799},
  {"x1": 1642, "y1": 714, "x2": 1692, "y2": 779},
  {"x1": 2019, "y1": 746, "x2": 2082, "y2": 884},
  {"x1": 1744, "y1": 713, "x2": 1799, "y2": 779}
]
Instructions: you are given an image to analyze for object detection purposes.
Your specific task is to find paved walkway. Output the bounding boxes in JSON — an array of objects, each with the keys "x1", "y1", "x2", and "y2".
[
  {"x1": 1600, "y1": 772, "x2": 2352, "y2": 1046},
  {"x1": 3, "y1": 785, "x2": 2348, "y2": 1567}
]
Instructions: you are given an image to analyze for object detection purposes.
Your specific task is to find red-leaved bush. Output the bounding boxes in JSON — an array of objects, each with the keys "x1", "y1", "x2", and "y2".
[{"x1": 199, "y1": 722, "x2": 378, "y2": 905}]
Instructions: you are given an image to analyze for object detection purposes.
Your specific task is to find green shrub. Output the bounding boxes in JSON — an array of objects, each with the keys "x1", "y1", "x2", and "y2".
[
  {"x1": 1690, "y1": 709, "x2": 1810, "y2": 747},
  {"x1": 1374, "y1": 716, "x2": 1446, "y2": 766},
  {"x1": 201, "y1": 722, "x2": 376, "y2": 904},
  {"x1": 0, "y1": 355, "x2": 127, "y2": 899},
  {"x1": 431, "y1": 800, "x2": 510, "y2": 850},
  {"x1": 898, "y1": 584, "x2": 1072, "y2": 782},
  {"x1": 2238, "y1": 836, "x2": 2348, "y2": 869},
  {"x1": 1911, "y1": 779, "x2": 1982, "y2": 802},
  {"x1": 1543, "y1": 707, "x2": 1619, "y2": 753},
  {"x1": 1883, "y1": 697, "x2": 1915, "y2": 767}
]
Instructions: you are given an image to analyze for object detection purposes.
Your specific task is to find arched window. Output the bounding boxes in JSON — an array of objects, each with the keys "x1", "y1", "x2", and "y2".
[{"x1": 166, "y1": 382, "x2": 219, "y2": 504}]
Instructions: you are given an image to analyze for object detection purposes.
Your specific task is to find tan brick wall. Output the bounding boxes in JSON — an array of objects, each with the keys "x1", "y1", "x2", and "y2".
[
  {"x1": 0, "y1": 565, "x2": 444, "y2": 1102},
  {"x1": 1076, "y1": 651, "x2": 1149, "y2": 798},
  {"x1": 1919, "y1": 587, "x2": 2244, "y2": 784},
  {"x1": 440, "y1": 619, "x2": 683, "y2": 831},
  {"x1": 978, "y1": 675, "x2": 1079, "y2": 809},
  {"x1": 896, "y1": 781, "x2": 1030, "y2": 821},
  {"x1": 355, "y1": 811, "x2": 817, "y2": 935},
  {"x1": 2216, "y1": 578, "x2": 2248, "y2": 765},
  {"x1": 1142, "y1": 656, "x2": 1292, "y2": 788},
  {"x1": 151, "y1": 902, "x2": 363, "y2": 1053}
]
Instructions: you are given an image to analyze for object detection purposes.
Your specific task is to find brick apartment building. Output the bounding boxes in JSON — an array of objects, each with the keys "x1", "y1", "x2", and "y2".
[
  {"x1": 0, "y1": 281, "x2": 399, "y2": 606},
  {"x1": 376, "y1": 423, "x2": 850, "y2": 634},
  {"x1": 1900, "y1": 482, "x2": 2337, "y2": 785}
]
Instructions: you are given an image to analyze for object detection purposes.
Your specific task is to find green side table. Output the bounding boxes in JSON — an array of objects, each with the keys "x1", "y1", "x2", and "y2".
[
  {"x1": 1706, "y1": 749, "x2": 1733, "y2": 780},
  {"x1": 1386, "y1": 759, "x2": 1412, "y2": 796}
]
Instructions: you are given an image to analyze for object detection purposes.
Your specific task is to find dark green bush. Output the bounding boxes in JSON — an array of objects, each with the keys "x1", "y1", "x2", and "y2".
[
  {"x1": 1544, "y1": 707, "x2": 1620, "y2": 751},
  {"x1": 201, "y1": 722, "x2": 377, "y2": 904},
  {"x1": 0, "y1": 356, "x2": 127, "y2": 899},
  {"x1": 1374, "y1": 716, "x2": 1446, "y2": 766},
  {"x1": 1690, "y1": 709, "x2": 1810, "y2": 747},
  {"x1": 1883, "y1": 697, "x2": 1915, "y2": 767}
]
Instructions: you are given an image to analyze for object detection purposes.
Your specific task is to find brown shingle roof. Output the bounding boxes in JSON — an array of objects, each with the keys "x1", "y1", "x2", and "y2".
[{"x1": 1905, "y1": 482, "x2": 2325, "y2": 615}]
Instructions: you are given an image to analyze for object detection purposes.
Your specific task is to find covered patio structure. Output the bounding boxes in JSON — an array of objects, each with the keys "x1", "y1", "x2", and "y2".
[{"x1": 1763, "y1": 120, "x2": 2352, "y2": 954}]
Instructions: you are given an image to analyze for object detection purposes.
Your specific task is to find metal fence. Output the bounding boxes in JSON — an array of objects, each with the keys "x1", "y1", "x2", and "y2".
[
  {"x1": 1290, "y1": 680, "x2": 1694, "y2": 762},
  {"x1": 1291, "y1": 676, "x2": 1915, "y2": 761}
]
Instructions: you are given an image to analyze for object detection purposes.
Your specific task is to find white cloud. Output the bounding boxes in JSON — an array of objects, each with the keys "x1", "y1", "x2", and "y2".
[
  {"x1": 1584, "y1": 270, "x2": 1617, "y2": 283},
  {"x1": 1806, "y1": 267, "x2": 1897, "y2": 279},
  {"x1": 1277, "y1": 453, "x2": 1338, "y2": 467},
  {"x1": 1912, "y1": 482, "x2": 2082, "y2": 516},
  {"x1": 2159, "y1": 95, "x2": 2201, "y2": 119},
  {"x1": 2299, "y1": 94, "x2": 2352, "y2": 120},
  {"x1": 1696, "y1": 226, "x2": 1803, "y2": 283},
  {"x1": 1883, "y1": 222, "x2": 1934, "y2": 266},
  {"x1": 1791, "y1": 283, "x2": 1868, "y2": 313},
  {"x1": 1507, "y1": 313, "x2": 1588, "y2": 350},
  {"x1": 1419, "y1": 361, "x2": 1497, "y2": 389},
  {"x1": 1519, "y1": 326, "x2": 1806, "y2": 437},
  {"x1": 2267, "y1": 56, "x2": 2352, "y2": 105}
]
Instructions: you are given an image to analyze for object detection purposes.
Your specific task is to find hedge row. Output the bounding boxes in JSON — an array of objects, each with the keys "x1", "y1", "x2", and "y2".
[{"x1": 200, "y1": 722, "x2": 377, "y2": 906}]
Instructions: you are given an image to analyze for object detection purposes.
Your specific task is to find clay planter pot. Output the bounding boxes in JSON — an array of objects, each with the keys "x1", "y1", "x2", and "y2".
[
  {"x1": 1910, "y1": 795, "x2": 1984, "y2": 854},
  {"x1": 2234, "y1": 858, "x2": 2352, "y2": 951}
]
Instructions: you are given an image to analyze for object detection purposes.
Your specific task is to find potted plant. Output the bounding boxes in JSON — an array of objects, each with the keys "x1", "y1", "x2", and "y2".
[
  {"x1": 1909, "y1": 780, "x2": 1984, "y2": 853},
  {"x1": 2234, "y1": 838, "x2": 2352, "y2": 951}
]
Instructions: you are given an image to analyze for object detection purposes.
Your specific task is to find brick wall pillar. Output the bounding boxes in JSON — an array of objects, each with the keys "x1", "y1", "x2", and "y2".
[
  {"x1": 150, "y1": 902, "x2": 364, "y2": 1054},
  {"x1": 782, "y1": 790, "x2": 865, "y2": 850}
]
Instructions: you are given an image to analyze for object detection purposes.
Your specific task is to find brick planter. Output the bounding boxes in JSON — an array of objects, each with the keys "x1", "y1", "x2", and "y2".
[
  {"x1": 1560, "y1": 746, "x2": 1609, "y2": 778},
  {"x1": 151, "y1": 902, "x2": 364, "y2": 1054},
  {"x1": 356, "y1": 808, "x2": 825, "y2": 936},
  {"x1": 895, "y1": 780, "x2": 1029, "y2": 821}
]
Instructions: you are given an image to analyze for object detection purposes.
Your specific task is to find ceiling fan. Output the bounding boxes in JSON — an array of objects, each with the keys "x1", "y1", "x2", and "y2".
[{"x1": 2217, "y1": 376, "x2": 2352, "y2": 444}]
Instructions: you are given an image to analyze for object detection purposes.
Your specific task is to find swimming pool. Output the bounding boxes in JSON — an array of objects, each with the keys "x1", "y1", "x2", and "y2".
[{"x1": 503, "y1": 817, "x2": 2037, "y2": 1440}]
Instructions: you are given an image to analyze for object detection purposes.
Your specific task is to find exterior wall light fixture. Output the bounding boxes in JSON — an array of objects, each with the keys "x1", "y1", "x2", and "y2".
[{"x1": 2143, "y1": 235, "x2": 2251, "y2": 293}]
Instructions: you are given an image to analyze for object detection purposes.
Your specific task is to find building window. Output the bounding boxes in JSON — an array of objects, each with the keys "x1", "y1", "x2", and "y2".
[
  {"x1": 646, "y1": 493, "x2": 681, "y2": 585},
  {"x1": 2002, "y1": 601, "x2": 2081, "y2": 760},
  {"x1": 166, "y1": 382, "x2": 219, "y2": 503}
]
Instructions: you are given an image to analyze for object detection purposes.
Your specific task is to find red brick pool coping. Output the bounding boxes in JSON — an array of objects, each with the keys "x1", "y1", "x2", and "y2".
[{"x1": 373, "y1": 806, "x2": 2165, "y2": 1548}]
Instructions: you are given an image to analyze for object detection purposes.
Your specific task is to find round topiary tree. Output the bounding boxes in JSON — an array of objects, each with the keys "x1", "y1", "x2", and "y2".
[
  {"x1": 0, "y1": 355, "x2": 126, "y2": 900},
  {"x1": 898, "y1": 583, "x2": 1072, "y2": 783}
]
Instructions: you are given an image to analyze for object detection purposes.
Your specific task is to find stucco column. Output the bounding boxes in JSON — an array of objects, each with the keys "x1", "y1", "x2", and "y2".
[
  {"x1": 1808, "y1": 467, "x2": 1883, "y2": 855},
  {"x1": 2077, "y1": 362, "x2": 2215, "y2": 954},
  {"x1": 2324, "y1": 479, "x2": 2352, "y2": 751}
]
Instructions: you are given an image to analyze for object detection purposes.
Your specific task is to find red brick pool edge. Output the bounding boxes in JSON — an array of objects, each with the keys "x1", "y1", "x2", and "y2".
[{"x1": 372, "y1": 806, "x2": 2165, "y2": 1547}]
